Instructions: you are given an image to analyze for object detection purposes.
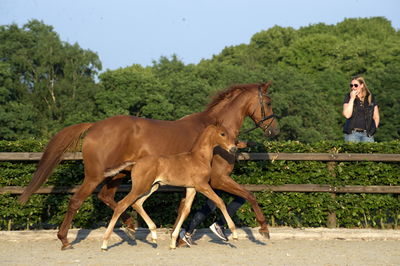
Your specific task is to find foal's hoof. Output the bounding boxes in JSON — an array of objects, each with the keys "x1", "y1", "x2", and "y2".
[
  {"x1": 101, "y1": 247, "x2": 108, "y2": 252},
  {"x1": 61, "y1": 244, "x2": 73, "y2": 251},
  {"x1": 169, "y1": 246, "x2": 176, "y2": 250},
  {"x1": 125, "y1": 227, "x2": 136, "y2": 240},
  {"x1": 259, "y1": 228, "x2": 270, "y2": 239},
  {"x1": 233, "y1": 237, "x2": 239, "y2": 241}
]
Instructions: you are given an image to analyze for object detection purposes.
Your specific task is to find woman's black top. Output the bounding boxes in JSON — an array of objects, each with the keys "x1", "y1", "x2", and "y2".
[{"x1": 343, "y1": 93, "x2": 378, "y2": 136}]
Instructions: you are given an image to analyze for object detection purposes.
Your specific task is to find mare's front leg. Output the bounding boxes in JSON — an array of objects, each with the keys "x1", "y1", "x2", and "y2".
[
  {"x1": 170, "y1": 188, "x2": 196, "y2": 250},
  {"x1": 196, "y1": 184, "x2": 238, "y2": 240},
  {"x1": 210, "y1": 173, "x2": 270, "y2": 239}
]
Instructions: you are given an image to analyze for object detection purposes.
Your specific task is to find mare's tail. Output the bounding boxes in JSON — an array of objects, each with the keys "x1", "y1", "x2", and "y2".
[{"x1": 19, "y1": 123, "x2": 94, "y2": 204}]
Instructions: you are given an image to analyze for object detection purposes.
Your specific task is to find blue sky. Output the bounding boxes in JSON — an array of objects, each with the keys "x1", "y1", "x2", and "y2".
[{"x1": 1, "y1": 0, "x2": 399, "y2": 71}]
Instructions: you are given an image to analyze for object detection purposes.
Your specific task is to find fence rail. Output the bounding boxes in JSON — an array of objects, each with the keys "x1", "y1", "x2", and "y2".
[
  {"x1": 1, "y1": 184, "x2": 400, "y2": 195},
  {"x1": 1, "y1": 152, "x2": 400, "y2": 162}
]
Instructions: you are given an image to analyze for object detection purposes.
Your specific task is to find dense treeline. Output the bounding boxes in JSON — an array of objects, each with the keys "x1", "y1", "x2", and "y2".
[{"x1": 1, "y1": 17, "x2": 399, "y2": 143}]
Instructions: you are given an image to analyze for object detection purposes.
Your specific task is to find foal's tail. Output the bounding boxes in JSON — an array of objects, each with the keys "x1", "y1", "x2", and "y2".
[{"x1": 19, "y1": 123, "x2": 94, "y2": 204}]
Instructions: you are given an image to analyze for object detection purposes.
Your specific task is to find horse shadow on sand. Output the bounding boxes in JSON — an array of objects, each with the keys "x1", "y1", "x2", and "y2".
[
  {"x1": 70, "y1": 228, "x2": 158, "y2": 250},
  {"x1": 190, "y1": 227, "x2": 267, "y2": 248}
]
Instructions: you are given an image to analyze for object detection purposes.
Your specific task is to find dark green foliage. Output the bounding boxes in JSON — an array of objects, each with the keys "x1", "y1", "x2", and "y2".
[
  {"x1": 0, "y1": 140, "x2": 398, "y2": 230},
  {"x1": 0, "y1": 20, "x2": 101, "y2": 140},
  {"x1": 1, "y1": 18, "x2": 399, "y2": 143}
]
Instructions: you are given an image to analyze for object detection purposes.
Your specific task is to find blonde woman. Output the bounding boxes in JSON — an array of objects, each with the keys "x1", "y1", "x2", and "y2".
[{"x1": 342, "y1": 76, "x2": 380, "y2": 142}]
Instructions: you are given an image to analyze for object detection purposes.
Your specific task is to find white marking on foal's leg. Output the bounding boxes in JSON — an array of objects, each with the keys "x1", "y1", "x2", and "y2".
[
  {"x1": 232, "y1": 229, "x2": 238, "y2": 240},
  {"x1": 101, "y1": 240, "x2": 108, "y2": 251},
  {"x1": 150, "y1": 229, "x2": 157, "y2": 243}
]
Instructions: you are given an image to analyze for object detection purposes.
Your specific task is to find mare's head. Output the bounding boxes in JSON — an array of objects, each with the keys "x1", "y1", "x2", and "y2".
[
  {"x1": 208, "y1": 123, "x2": 237, "y2": 154},
  {"x1": 246, "y1": 82, "x2": 280, "y2": 137}
]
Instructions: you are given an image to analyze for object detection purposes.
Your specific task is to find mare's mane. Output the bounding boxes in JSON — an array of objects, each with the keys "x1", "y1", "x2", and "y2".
[{"x1": 206, "y1": 83, "x2": 259, "y2": 111}]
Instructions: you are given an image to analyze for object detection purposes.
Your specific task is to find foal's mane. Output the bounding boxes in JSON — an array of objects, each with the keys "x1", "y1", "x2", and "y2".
[{"x1": 206, "y1": 83, "x2": 259, "y2": 111}]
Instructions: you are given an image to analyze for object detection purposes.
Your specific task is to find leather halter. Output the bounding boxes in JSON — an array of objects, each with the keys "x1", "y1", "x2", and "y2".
[{"x1": 241, "y1": 86, "x2": 280, "y2": 135}]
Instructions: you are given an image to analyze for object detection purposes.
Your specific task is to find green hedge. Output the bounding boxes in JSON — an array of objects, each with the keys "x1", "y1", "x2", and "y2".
[{"x1": 0, "y1": 140, "x2": 399, "y2": 230}]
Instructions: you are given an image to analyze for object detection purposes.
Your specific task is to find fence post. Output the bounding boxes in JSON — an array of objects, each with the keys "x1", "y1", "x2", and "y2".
[{"x1": 326, "y1": 161, "x2": 337, "y2": 228}]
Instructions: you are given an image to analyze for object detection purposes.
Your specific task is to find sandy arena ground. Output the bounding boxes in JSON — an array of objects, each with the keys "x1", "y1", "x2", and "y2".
[{"x1": 0, "y1": 227, "x2": 399, "y2": 266}]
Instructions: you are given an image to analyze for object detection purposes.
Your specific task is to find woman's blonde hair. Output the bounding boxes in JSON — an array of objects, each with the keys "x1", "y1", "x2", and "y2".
[{"x1": 351, "y1": 76, "x2": 373, "y2": 105}]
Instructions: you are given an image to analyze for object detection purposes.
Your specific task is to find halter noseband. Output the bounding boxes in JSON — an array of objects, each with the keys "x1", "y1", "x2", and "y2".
[{"x1": 241, "y1": 86, "x2": 280, "y2": 135}]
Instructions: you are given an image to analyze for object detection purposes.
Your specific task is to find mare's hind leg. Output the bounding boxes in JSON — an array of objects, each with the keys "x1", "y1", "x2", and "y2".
[
  {"x1": 170, "y1": 188, "x2": 196, "y2": 249},
  {"x1": 196, "y1": 183, "x2": 238, "y2": 240},
  {"x1": 211, "y1": 173, "x2": 270, "y2": 239},
  {"x1": 57, "y1": 176, "x2": 103, "y2": 250},
  {"x1": 98, "y1": 173, "x2": 136, "y2": 235},
  {"x1": 132, "y1": 183, "x2": 160, "y2": 243}
]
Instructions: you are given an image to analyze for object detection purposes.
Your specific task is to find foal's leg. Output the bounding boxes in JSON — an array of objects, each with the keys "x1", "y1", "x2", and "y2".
[
  {"x1": 171, "y1": 194, "x2": 186, "y2": 233},
  {"x1": 132, "y1": 183, "x2": 160, "y2": 243},
  {"x1": 98, "y1": 173, "x2": 136, "y2": 234},
  {"x1": 170, "y1": 188, "x2": 196, "y2": 249},
  {"x1": 101, "y1": 189, "x2": 142, "y2": 251},
  {"x1": 196, "y1": 184, "x2": 238, "y2": 240},
  {"x1": 101, "y1": 170, "x2": 156, "y2": 251},
  {"x1": 57, "y1": 176, "x2": 103, "y2": 250},
  {"x1": 211, "y1": 174, "x2": 269, "y2": 238}
]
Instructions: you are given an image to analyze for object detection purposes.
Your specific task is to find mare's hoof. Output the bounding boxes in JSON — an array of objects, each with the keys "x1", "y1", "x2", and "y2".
[
  {"x1": 61, "y1": 244, "x2": 73, "y2": 251},
  {"x1": 259, "y1": 229, "x2": 270, "y2": 239},
  {"x1": 169, "y1": 246, "x2": 176, "y2": 250},
  {"x1": 176, "y1": 238, "x2": 190, "y2": 248},
  {"x1": 125, "y1": 227, "x2": 136, "y2": 240},
  {"x1": 233, "y1": 237, "x2": 239, "y2": 241},
  {"x1": 152, "y1": 238, "x2": 157, "y2": 244},
  {"x1": 101, "y1": 248, "x2": 108, "y2": 252}
]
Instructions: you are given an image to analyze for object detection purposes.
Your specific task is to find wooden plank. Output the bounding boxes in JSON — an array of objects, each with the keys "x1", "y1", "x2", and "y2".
[
  {"x1": 1, "y1": 152, "x2": 400, "y2": 161},
  {"x1": 1, "y1": 184, "x2": 399, "y2": 194},
  {"x1": 0, "y1": 152, "x2": 83, "y2": 161},
  {"x1": 237, "y1": 153, "x2": 400, "y2": 162},
  {"x1": 334, "y1": 185, "x2": 400, "y2": 194},
  {"x1": 242, "y1": 184, "x2": 333, "y2": 192}
]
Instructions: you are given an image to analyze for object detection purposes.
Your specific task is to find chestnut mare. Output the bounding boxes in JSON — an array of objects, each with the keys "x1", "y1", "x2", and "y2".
[
  {"x1": 101, "y1": 124, "x2": 238, "y2": 251},
  {"x1": 19, "y1": 82, "x2": 279, "y2": 250}
]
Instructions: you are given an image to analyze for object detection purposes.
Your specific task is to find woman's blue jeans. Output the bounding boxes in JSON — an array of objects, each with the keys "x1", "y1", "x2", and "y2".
[{"x1": 344, "y1": 131, "x2": 374, "y2": 143}]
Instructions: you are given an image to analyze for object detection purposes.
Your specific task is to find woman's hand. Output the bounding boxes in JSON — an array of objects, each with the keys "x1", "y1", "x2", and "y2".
[{"x1": 350, "y1": 89, "x2": 359, "y2": 100}]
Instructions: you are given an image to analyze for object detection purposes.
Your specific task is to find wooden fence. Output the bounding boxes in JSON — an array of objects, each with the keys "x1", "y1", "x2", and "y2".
[
  {"x1": 1, "y1": 152, "x2": 399, "y2": 227},
  {"x1": 1, "y1": 152, "x2": 399, "y2": 195}
]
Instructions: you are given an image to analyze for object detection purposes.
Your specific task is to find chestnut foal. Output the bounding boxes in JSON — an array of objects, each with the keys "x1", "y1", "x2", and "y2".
[{"x1": 101, "y1": 124, "x2": 238, "y2": 251}]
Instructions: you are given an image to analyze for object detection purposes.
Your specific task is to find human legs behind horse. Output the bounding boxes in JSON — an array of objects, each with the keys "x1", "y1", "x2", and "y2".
[{"x1": 180, "y1": 190, "x2": 245, "y2": 246}]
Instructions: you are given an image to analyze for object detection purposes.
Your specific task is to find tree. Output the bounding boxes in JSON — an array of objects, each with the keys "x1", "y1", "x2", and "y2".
[{"x1": 0, "y1": 20, "x2": 101, "y2": 140}]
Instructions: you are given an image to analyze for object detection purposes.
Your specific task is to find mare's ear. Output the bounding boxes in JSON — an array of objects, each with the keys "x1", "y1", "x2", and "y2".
[
  {"x1": 261, "y1": 81, "x2": 273, "y2": 94},
  {"x1": 214, "y1": 120, "x2": 223, "y2": 127}
]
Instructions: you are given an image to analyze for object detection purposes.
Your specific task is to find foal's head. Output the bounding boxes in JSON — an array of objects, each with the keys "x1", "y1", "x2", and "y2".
[{"x1": 209, "y1": 124, "x2": 237, "y2": 154}]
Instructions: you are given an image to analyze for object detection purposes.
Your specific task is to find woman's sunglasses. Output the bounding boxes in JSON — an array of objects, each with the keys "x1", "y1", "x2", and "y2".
[{"x1": 350, "y1": 84, "x2": 359, "y2": 88}]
